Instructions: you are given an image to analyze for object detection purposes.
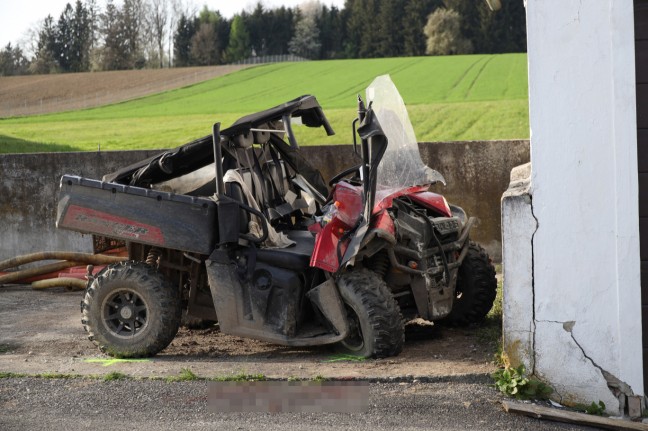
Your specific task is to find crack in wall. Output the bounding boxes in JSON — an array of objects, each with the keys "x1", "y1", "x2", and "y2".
[
  {"x1": 529, "y1": 194, "x2": 539, "y2": 375},
  {"x1": 563, "y1": 323, "x2": 606, "y2": 375},
  {"x1": 534, "y1": 319, "x2": 637, "y2": 412},
  {"x1": 562, "y1": 321, "x2": 635, "y2": 413}
]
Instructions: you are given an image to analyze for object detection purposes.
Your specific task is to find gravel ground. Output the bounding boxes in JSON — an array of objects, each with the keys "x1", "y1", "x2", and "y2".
[{"x1": 0, "y1": 377, "x2": 599, "y2": 431}]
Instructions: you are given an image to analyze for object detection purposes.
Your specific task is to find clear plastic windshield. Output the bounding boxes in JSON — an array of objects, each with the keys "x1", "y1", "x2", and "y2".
[{"x1": 366, "y1": 75, "x2": 446, "y2": 189}]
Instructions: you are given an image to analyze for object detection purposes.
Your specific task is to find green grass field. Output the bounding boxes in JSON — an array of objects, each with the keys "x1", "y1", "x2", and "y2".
[{"x1": 0, "y1": 54, "x2": 529, "y2": 153}]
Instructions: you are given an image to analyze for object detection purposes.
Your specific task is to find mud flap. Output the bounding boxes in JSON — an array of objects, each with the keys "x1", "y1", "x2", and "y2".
[
  {"x1": 305, "y1": 279, "x2": 349, "y2": 338},
  {"x1": 205, "y1": 255, "x2": 242, "y2": 334}
]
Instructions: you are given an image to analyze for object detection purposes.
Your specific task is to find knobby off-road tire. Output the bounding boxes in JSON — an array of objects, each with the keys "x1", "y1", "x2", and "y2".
[
  {"x1": 336, "y1": 269, "x2": 405, "y2": 358},
  {"x1": 444, "y1": 241, "x2": 497, "y2": 326},
  {"x1": 81, "y1": 261, "x2": 182, "y2": 358}
]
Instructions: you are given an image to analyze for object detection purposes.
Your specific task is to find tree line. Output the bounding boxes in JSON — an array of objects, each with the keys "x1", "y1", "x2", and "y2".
[{"x1": 0, "y1": 0, "x2": 526, "y2": 76}]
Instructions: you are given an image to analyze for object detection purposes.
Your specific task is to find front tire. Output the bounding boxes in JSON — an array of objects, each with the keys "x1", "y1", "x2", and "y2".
[
  {"x1": 444, "y1": 241, "x2": 497, "y2": 326},
  {"x1": 336, "y1": 269, "x2": 404, "y2": 358},
  {"x1": 81, "y1": 261, "x2": 182, "y2": 358}
]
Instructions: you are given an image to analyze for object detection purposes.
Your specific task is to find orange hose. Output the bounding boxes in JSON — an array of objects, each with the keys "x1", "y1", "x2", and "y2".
[
  {"x1": 31, "y1": 278, "x2": 87, "y2": 291},
  {"x1": 0, "y1": 252, "x2": 126, "y2": 271},
  {"x1": 0, "y1": 261, "x2": 84, "y2": 285}
]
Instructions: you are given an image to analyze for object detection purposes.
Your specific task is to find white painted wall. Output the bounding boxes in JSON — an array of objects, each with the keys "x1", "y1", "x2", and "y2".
[{"x1": 503, "y1": 0, "x2": 644, "y2": 413}]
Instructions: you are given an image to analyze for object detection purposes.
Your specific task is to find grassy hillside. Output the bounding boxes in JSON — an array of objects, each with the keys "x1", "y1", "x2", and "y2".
[{"x1": 0, "y1": 54, "x2": 529, "y2": 153}]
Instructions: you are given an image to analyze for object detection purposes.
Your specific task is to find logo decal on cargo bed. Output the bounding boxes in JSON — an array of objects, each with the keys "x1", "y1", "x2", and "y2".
[{"x1": 63, "y1": 205, "x2": 165, "y2": 244}]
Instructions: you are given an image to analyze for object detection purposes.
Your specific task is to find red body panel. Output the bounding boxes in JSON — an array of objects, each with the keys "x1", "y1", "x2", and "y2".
[
  {"x1": 63, "y1": 205, "x2": 166, "y2": 245},
  {"x1": 407, "y1": 191, "x2": 451, "y2": 217},
  {"x1": 310, "y1": 181, "x2": 451, "y2": 272},
  {"x1": 310, "y1": 217, "x2": 349, "y2": 272},
  {"x1": 371, "y1": 209, "x2": 395, "y2": 236}
]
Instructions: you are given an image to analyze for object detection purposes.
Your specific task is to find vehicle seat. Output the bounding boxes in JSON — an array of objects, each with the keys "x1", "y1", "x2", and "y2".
[
  {"x1": 229, "y1": 146, "x2": 297, "y2": 222},
  {"x1": 224, "y1": 181, "x2": 250, "y2": 234},
  {"x1": 254, "y1": 230, "x2": 314, "y2": 271}
]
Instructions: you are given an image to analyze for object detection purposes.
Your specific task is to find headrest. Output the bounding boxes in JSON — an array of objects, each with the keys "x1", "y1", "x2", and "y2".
[
  {"x1": 232, "y1": 131, "x2": 253, "y2": 149},
  {"x1": 253, "y1": 123, "x2": 271, "y2": 145}
]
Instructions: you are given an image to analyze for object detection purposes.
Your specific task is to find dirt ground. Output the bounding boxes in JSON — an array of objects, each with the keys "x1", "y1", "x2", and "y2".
[
  {"x1": 0, "y1": 285, "x2": 498, "y2": 380},
  {"x1": 0, "y1": 65, "x2": 250, "y2": 117}
]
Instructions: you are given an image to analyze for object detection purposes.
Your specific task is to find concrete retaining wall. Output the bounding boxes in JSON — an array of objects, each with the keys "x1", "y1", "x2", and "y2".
[{"x1": 0, "y1": 140, "x2": 529, "y2": 264}]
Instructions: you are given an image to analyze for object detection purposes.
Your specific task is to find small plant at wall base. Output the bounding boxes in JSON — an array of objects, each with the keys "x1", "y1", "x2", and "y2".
[
  {"x1": 573, "y1": 401, "x2": 606, "y2": 416},
  {"x1": 492, "y1": 365, "x2": 553, "y2": 400}
]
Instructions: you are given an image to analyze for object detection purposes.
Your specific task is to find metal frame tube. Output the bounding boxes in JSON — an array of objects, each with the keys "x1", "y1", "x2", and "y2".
[{"x1": 212, "y1": 123, "x2": 225, "y2": 197}]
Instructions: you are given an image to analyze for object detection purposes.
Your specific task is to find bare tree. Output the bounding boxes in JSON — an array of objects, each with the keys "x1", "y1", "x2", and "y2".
[
  {"x1": 287, "y1": 0, "x2": 323, "y2": 59},
  {"x1": 168, "y1": 0, "x2": 197, "y2": 66},
  {"x1": 18, "y1": 19, "x2": 43, "y2": 60},
  {"x1": 149, "y1": 0, "x2": 168, "y2": 67},
  {"x1": 189, "y1": 22, "x2": 219, "y2": 65},
  {"x1": 288, "y1": 14, "x2": 321, "y2": 59},
  {"x1": 84, "y1": 0, "x2": 102, "y2": 70}
]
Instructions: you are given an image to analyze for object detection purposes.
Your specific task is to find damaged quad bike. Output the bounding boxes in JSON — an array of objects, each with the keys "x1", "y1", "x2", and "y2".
[{"x1": 56, "y1": 75, "x2": 496, "y2": 358}]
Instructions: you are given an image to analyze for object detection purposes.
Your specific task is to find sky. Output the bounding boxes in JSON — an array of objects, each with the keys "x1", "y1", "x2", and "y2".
[{"x1": 0, "y1": 0, "x2": 346, "y2": 50}]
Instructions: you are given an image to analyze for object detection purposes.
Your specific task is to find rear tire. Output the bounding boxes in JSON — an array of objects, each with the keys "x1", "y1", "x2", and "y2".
[
  {"x1": 81, "y1": 261, "x2": 182, "y2": 358},
  {"x1": 336, "y1": 269, "x2": 404, "y2": 358},
  {"x1": 444, "y1": 241, "x2": 497, "y2": 326}
]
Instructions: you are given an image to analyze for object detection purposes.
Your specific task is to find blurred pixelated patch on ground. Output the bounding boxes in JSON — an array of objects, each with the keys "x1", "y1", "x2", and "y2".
[{"x1": 208, "y1": 381, "x2": 370, "y2": 413}]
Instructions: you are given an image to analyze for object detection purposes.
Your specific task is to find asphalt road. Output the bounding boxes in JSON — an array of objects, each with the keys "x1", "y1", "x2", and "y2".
[{"x1": 0, "y1": 376, "x2": 599, "y2": 431}]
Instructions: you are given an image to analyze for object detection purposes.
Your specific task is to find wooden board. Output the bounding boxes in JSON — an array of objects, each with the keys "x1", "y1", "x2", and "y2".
[{"x1": 502, "y1": 401, "x2": 648, "y2": 431}]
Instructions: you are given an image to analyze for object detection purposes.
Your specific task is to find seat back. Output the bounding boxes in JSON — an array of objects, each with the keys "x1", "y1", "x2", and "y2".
[{"x1": 224, "y1": 181, "x2": 249, "y2": 234}]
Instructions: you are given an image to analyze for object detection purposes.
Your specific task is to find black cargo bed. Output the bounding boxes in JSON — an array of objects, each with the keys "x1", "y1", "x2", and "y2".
[{"x1": 57, "y1": 175, "x2": 217, "y2": 255}]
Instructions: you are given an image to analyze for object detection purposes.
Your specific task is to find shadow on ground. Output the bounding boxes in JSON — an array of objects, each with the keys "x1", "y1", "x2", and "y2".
[{"x1": 0, "y1": 135, "x2": 79, "y2": 153}]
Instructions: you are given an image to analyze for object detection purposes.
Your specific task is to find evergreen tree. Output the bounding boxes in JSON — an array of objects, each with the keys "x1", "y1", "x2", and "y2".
[
  {"x1": 0, "y1": 44, "x2": 17, "y2": 76},
  {"x1": 225, "y1": 15, "x2": 251, "y2": 62},
  {"x1": 70, "y1": 0, "x2": 92, "y2": 72},
  {"x1": 31, "y1": 15, "x2": 59, "y2": 74},
  {"x1": 173, "y1": 14, "x2": 198, "y2": 67},
  {"x1": 477, "y1": 0, "x2": 526, "y2": 53},
  {"x1": 443, "y1": 0, "x2": 480, "y2": 51},
  {"x1": 55, "y1": 3, "x2": 75, "y2": 72},
  {"x1": 318, "y1": 5, "x2": 343, "y2": 59},
  {"x1": 377, "y1": 0, "x2": 406, "y2": 57},
  {"x1": 120, "y1": 0, "x2": 146, "y2": 68},
  {"x1": 358, "y1": 0, "x2": 381, "y2": 58},
  {"x1": 264, "y1": 7, "x2": 295, "y2": 55},
  {"x1": 0, "y1": 43, "x2": 30, "y2": 76},
  {"x1": 215, "y1": 15, "x2": 231, "y2": 59},
  {"x1": 245, "y1": 3, "x2": 266, "y2": 56},
  {"x1": 343, "y1": 0, "x2": 363, "y2": 58},
  {"x1": 343, "y1": 0, "x2": 385, "y2": 58},
  {"x1": 100, "y1": 0, "x2": 129, "y2": 70}
]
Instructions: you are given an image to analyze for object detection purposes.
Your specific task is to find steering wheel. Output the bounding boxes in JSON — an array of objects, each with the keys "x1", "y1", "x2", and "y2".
[{"x1": 329, "y1": 164, "x2": 361, "y2": 186}]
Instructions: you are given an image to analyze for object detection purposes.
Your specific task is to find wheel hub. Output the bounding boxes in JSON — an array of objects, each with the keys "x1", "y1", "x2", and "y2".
[
  {"x1": 119, "y1": 306, "x2": 133, "y2": 320},
  {"x1": 102, "y1": 289, "x2": 148, "y2": 338}
]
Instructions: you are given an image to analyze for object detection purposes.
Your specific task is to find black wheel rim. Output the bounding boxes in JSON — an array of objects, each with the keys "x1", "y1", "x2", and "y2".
[
  {"x1": 341, "y1": 304, "x2": 364, "y2": 352},
  {"x1": 102, "y1": 289, "x2": 149, "y2": 338}
]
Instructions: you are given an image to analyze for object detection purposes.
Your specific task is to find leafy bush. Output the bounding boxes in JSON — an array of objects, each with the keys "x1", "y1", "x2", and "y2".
[{"x1": 492, "y1": 365, "x2": 553, "y2": 400}]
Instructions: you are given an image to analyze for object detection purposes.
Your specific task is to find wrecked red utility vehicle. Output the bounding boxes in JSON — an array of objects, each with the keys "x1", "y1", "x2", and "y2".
[{"x1": 56, "y1": 75, "x2": 496, "y2": 358}]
